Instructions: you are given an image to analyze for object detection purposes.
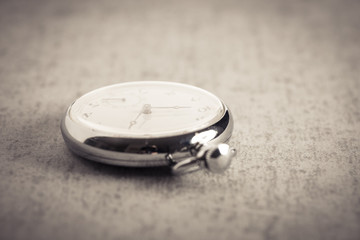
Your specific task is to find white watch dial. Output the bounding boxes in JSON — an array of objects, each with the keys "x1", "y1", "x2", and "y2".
[{"x1": 66, "y1": 81, "x2": 225, "y2": 140}]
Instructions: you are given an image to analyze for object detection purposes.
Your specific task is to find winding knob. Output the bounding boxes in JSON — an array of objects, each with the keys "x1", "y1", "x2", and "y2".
[
  {"x1": 202, "y1": 144, "x2": 236, "y2": 173},
  {"x1": 171, "y1": 143, "x2": 236, "y2": 175}
]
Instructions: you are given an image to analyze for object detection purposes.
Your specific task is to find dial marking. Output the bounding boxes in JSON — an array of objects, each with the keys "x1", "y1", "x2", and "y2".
[
  {"x1": 198, "y1": 106, "x2": 211, "y2": 112},
  {"x1": 83, "y1": 112, "x2": 92, "y2": 118}
]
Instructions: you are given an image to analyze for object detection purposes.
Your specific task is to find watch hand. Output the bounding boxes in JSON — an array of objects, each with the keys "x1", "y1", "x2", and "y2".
[
  {"x1": 150, "y1": 106, "x2": 191, "y2": 109},
  {"x1": 128, "y1": 104, "x2": 190, "y2": 129},
  {"x1": 139, "y1": 114, "x2": 152, "y2": 129},
  {"x1": 128, "y1": 104, "x2": 152, "y2": 129},
  {"x1": 102, "y1": 98, "x2": 126, "y2": 101},
  {"x1": 128, "y1": 112, "x2": 142, "y2": 129}
]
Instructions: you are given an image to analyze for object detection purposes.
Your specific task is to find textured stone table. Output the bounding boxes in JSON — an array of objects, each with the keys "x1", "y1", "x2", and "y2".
[{"x1": 0, "y1": 0, "x2": 359, "y2": 239}]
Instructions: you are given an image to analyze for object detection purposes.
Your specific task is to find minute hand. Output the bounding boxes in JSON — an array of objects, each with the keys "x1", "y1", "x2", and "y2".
[{"x1": 150, "y1": 106, "x2": 191, "y2": 109}]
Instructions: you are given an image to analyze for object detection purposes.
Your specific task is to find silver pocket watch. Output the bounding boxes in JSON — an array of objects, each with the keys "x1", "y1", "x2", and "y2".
[{"x1": 60, "y1": 81, "x2": 236, "y2": 174}]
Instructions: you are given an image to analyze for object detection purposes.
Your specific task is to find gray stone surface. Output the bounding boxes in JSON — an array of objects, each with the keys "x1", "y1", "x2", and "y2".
[{"x1": 0, "y1": 0, "x2": 359, "y2": 239}]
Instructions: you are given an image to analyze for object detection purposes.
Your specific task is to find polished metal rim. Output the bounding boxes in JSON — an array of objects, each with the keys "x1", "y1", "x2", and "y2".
[{"x1": 60, "y1": 108, "x2": 233, "y2": 167}]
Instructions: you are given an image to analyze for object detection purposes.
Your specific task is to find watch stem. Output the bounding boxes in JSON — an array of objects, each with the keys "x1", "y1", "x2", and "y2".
[{"x1": 171, "y1": 144, "x2": 236, "y2": 175}]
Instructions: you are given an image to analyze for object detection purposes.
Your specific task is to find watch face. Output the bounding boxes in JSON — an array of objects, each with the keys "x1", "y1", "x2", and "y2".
[{"x1": 65, "y1": 81, "x2": 225, "y2": 141}]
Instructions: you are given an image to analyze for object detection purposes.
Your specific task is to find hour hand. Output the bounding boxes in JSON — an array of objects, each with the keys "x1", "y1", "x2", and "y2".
[{"x1": 128, "y1": 104, "x2": 152, "y2": 129}]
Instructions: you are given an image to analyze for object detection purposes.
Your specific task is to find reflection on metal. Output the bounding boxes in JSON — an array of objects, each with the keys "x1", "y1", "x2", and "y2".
[{"x1": 190, "y1": 130, "x2": 218, "y2": 144}]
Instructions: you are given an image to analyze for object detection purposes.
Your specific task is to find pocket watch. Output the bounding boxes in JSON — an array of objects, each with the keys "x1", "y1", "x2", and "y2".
[{"x1": 60, "y1": 81, "x2": 236, "y2": 174}]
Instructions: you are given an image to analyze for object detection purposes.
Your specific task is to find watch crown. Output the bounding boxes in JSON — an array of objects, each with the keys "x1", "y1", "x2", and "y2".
[
  {"x1": 171, "y1": 143, "x2": 236, "y2": 175},
  {"x1": 203, "y1": 144, "x2": 236, "y2": 173}
]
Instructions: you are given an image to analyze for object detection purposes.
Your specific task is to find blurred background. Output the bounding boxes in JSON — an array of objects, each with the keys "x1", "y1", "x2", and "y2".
[{"x1": 0, "y1": 0, "x2": 359, "y2": 239}]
